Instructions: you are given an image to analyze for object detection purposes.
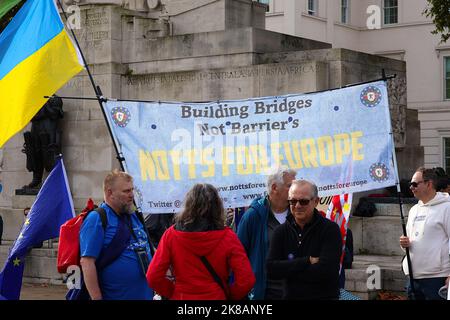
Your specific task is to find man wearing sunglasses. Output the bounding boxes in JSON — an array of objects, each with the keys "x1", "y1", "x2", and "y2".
[
  {"x1": 399, "y1": 167, "x2": 450, "y2": 300},
  {"x1": 237, "y1": 167, "x2": 296, "y2": 300},
  {"x1": 266, "y1": 180, "x2": 342, "y2": 299}
]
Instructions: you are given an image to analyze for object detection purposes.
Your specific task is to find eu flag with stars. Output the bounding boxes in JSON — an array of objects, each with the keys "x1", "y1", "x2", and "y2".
[{"x1": 0, "y1": 157, "x2": 75, "y2": 300}]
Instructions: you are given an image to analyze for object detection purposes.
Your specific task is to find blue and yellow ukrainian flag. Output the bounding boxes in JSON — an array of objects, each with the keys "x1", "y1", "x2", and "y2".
[{"x1": 0, "y1": 0, "x2": 84, "y2": 148}]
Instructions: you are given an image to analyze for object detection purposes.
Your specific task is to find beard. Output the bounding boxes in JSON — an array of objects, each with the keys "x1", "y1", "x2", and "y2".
[{"x1": 119, "y1": 202, "x2": 133, "y2": 214}]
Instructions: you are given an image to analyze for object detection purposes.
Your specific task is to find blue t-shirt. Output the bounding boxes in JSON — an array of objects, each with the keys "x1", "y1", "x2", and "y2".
[{"x1": 80, "y1": 203, "x2": 153, "y2": 300}]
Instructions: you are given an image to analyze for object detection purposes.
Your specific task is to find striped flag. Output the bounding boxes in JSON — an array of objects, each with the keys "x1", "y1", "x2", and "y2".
[
  {"x1": 0, "y1": 0, "x2": 84, "y2": 147},
  {"x1": 326, "y1": 193, "x2": 353, "y2": 271}
]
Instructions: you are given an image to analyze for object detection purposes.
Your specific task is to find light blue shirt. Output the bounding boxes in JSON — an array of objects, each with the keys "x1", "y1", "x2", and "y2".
[{"x1": 80, "y1": 203, "x2": 153, "y2": 300}]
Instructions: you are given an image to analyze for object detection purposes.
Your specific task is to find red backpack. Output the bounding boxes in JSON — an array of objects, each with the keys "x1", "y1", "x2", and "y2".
[{"x1": 57, "y1": 198, "x2": 107, "y2": 274}]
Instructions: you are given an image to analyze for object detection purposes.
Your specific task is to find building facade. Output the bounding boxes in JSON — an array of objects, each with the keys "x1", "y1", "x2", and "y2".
[{"x1": 257, "y1": 0, "x2": 450, "y2": 173}]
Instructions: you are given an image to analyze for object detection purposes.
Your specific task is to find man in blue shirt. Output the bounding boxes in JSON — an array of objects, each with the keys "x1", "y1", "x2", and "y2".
[{"x1": 80, "y1": 170, "x2": 153, "y2": 300}]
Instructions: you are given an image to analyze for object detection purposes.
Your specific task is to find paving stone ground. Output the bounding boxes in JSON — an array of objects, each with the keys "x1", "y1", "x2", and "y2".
[
  {"x1": 20, "y1": 283, "x2": 67, "y2": 300},
  {"x1": 15, "y1": 255, "x2": 406, "y2": 300}
]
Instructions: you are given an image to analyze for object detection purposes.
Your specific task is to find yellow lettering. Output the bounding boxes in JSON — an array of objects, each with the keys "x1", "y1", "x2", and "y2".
[
  {"x1": 222, "y1": 147, "x2": 234, "y2": 176},
  {"x1": 153, "y1": 151, "x2": 170, "y2": 180},
  {"x1": 138, "y1": 149, "x2": 170, "y2": 181},
  {"x1": 283, "y1": 141, "x2": 303, "y2": 169},
  {"x1": 270, "y1": 143, "x2": 283, "y2": 168},
  {"x1": 317, "y1": 136, "x2": 335, "y2": 166},
  {"x1": 201, "y1": 148, "x2": 215, "y2": 178},
  {"x1": 300, "y1": 139, "x2": 319, "y2": 168},
  {"x1": 248, "y1": 145, "x2": 270, "y2": 174},
  {"x1": 236, "y1": 146, "x2": 252, "y2": 175},
  {"x1": 169, "y1": 150, "x2": 182, "y2": 181},
  {"x1": 351, "y1": 131, "x2": 364, "y2": 160},
  {"x1": 186, "y1": 149, "x2": 197, "y2": 179},
  {"x1": 139, "y1": 150, "x2": 156, "y2": 181},
  {"x1": 334, "y1": 133, "x2": 351, "y2": 164}
]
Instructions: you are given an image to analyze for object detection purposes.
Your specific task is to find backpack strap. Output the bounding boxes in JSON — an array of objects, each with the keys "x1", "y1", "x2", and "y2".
[
  {"x1": 199, "y1": 256, "x2": 228, "y2": 298},
  {"x1": 68, "y1": 207, "x2": 130, "y2": 300},
  {"x1": 95, "y1": 214, "x2": 131, "y2": 270},
  {"x1": 95, "y1": 207, "x2": 107, "y2": 230},
  {"x1": 84, "y1": 207, "x2": 107, "y2": 230},
  {"x1": 135, "y1": 210, "x2": 156, "y2": 257}
]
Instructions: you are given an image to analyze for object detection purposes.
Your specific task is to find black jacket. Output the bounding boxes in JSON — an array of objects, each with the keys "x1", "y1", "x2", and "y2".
[{"x1": 266, "y1": 209, "x2": 342, "y2": 299}]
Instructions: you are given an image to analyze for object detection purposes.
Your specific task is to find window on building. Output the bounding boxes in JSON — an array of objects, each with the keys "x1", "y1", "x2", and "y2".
[
  {"x1": 384, "y1": 0, "x2": 398, "y2": 24},
  {"x1": 341, "y1": 0, "x2": 349, "y2": 23},
  {"x1": 444, "y1": 138, "x2": 450, "y2": 173},
  {"x1": 254, "y1": 0, "x2": 269, "y2": 11},
  {"x1": 445, "y1": 57, "x2": 450, "y2": 99},
  {"x1": 308, "y1": 0, "x2": 317, "y2": 16}
]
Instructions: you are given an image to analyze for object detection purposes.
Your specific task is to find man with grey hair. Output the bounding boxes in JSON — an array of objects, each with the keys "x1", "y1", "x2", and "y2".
[
  {"x1": 237, "y1": 166, "x2": 296, "y2": 300},
  {"x1": 266, "y1": 179, "x2": 342, "y2": 299}
]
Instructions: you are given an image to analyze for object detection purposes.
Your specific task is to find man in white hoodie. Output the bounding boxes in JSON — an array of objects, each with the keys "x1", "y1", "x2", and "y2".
[{"x1": 399, "y1": 167, "x2": 450, "y2": 300}]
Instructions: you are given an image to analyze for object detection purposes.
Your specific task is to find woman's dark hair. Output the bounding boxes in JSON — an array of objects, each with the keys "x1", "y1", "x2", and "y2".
[{"x1": 175, "y1": 183, "x2": 225, "y2": 231}]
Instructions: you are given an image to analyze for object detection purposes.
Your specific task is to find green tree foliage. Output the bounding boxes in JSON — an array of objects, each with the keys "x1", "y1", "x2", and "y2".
[
  {"x1": 424, "y1": 0, "x2": 450, "y2": 43},
  {"x1": 0, "y1": 0, "x2": 25, "y2": 34}
]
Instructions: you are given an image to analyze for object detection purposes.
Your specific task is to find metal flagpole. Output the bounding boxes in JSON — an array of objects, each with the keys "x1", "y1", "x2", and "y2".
[
  {"x1": 383, "y1": 70, "x2": 416, "y2": 299},
  {"x1": 391, "y1": 149, "x2": 416, "y2": 297},
  {"x1": 56, "y1": 0, "x2": 126, "y2": 171},
  {"x1": 392, "y1": 142, "x2": 416, "y2": 299}
]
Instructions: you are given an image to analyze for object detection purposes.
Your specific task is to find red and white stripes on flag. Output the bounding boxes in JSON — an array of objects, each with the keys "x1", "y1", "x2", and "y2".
[{"x1": 326, "y1": 194, "x2": 353, "y2": 272}]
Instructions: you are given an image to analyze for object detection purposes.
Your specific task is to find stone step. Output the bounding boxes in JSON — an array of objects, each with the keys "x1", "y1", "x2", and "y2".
[
  {"x1": 0, "y1": 171, "x2": 33, "y2": 207},
  {"x1": 345, "y1": 255, "x2": 407, "y2": 300},
  {"x1": 1, "y1": 242, "x2": 408, "y2": 299},
  {"x1": 11, "y1": 195, "x2": 104, "y2": 211},
  {"x1": 349, "y1": 215, "x2": 406, "y2": 256},
  {"x1": 0, "y1": 244, "x2": 63, "y2": 285},
  {"x1": 372, "y1": 202, "x2": 415, "y2": 217},
  {"x1": 352, "y1": 254, "x2": 404, "y2": 269},
  {"x1": 12, "y1": 195, "x2": 37, "y2": 210},
  {"x1": 22, "y1": 277, "x2": 64, "y2": 286},
  {"x1": 0, "y1": 207, "x2": 26, "y2": 241}
]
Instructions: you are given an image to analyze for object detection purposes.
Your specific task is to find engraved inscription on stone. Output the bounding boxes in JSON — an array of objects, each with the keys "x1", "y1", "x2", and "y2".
[
  {"x1": 86, "y1": 31, "x2": 110, "y2": 41},
  {"x1": 86, "y1": 12, "x2": 109, "y2": 27},
  {"x1": 126, "y1": 64, "x2": 321, "y2": 86}
]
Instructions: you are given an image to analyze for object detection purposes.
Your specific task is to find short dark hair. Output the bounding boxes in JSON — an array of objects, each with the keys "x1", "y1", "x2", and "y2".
[
  {"x1": 432, "y1": 167, "x2": 449, "y2": 192},
  {"x1": 415, "y1": 167, "x2": 439, "y2": 190}
]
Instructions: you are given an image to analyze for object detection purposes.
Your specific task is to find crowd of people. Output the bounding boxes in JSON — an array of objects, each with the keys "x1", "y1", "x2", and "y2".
[{"x1": 75, "y1": 166, "x2": 449, "y2": 300}]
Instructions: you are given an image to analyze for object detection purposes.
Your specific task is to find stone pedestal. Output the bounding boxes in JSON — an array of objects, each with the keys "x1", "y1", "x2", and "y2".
[
  {"x1": 349, "y1": 198, "x2": 417, "y2": 256},
  {"x1": 0, "y1": 1, "x2": 421, "y2": 210},
  {"x1": 0, "y1": 1, "x2": 423, "y2": 285}
]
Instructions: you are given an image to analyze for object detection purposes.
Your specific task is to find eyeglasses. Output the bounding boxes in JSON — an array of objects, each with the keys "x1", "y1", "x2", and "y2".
[
  {"x1": 288, "y1": 198, "x2": 312, "y2": 206},
  {"x1": 409, "y1": 180, "x2": 426, "y2": 188}
]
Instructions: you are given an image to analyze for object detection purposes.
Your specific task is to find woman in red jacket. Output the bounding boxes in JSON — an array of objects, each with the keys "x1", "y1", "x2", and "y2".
[{"x1": 146, "y1": 183, "x2": 255, "y2": 300}]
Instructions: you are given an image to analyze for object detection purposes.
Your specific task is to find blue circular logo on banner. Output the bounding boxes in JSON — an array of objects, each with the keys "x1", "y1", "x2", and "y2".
[
  {"x1": 369, "y1": 163, "x2": 390, "y2": 182},
  {"x1": 360, "y1": 86, "x2": 382, "y2": 108},
  {"x1": 111, "y1": 107, "x2": 131, "y2": 127}
]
